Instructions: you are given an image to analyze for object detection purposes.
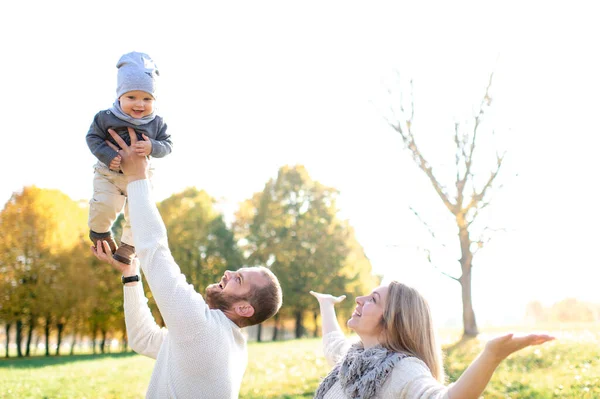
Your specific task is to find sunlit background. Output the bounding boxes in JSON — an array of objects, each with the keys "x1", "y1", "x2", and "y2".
[{"x1": 1, "y1": 0, "x2": 598, "y2": 328}]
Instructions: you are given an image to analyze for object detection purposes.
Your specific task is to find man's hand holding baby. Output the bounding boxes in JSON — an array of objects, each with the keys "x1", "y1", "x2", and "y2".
[{"x1": 106, "y1": 127, "x2": 149, "y2": 183}]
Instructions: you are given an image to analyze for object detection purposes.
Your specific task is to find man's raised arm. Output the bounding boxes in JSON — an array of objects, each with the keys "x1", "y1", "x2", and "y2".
[
  {"x1": 91, "y1": 242, "x2": 167, "y2": 358},
  {"x1": 106, "y1": 128, "x2": 213, "y2": 338}
]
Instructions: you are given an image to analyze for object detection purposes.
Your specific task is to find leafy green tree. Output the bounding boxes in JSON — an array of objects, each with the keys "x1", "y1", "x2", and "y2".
[
  {"x1": 158, "y1": 188, "x2": 243, "y2": 294},
  {"x1": 234, "y1": 165, "x2": 378, "y2": 338}
]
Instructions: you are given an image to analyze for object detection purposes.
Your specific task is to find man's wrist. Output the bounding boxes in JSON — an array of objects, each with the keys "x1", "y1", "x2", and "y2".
[
  {"x1": 122, "y1": 264, "x2": 139, "y2": 286},
  {"x1": 122, "y1": 274, "x2": 140, "y2": 286},
  {"x1": 127, "y1": 173, "x2": 147, "y2": 184}
]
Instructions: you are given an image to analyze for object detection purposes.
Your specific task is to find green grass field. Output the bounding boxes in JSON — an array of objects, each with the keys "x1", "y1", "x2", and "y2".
[{"x1": 1, "y1": 326, "x2": 600, "y2": 399}]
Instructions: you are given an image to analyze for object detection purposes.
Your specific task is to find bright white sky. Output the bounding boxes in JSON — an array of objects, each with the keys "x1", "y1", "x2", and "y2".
[{"x1": 1, "y1": 1, "x2": 598, "y2": 328}]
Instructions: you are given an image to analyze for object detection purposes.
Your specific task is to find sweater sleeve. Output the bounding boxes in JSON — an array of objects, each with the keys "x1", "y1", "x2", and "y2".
[
  {"x1": 389, "y1": 358, "x2": 451, "y2": 399},
  {"x1": 123, "y1": 279, "x2": 168, "y2": 359},
  {"x1": 149, "y1": 120, "x2": 172, "y2": 158},
  {"x1": 127, "y1": 179, "x2": 214, "y2": 341},
  {"x1": 86, "y1": 112, "x2": 120, "y2": 166},
  {"x1": 322, "y1": 331, "x2": 352, "y2": 367}
]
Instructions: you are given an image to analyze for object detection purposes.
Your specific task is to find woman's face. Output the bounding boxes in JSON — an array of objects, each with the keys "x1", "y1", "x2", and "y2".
[{"x1": 347, "y1": 285, "x2": 389, "y2": 340}]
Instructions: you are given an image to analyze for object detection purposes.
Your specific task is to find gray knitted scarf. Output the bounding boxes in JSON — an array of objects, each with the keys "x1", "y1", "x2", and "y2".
[
  {"x1": 314, "y1": 343, "x2": 408, "y2": 399},
  {"x1": 110, "y1": 99, "x2": 156, "y2": 126}
]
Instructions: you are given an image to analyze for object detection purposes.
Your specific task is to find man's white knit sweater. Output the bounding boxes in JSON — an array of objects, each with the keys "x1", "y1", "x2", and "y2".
[{"x1": 123, "y1": 179, "x2": 248, "y2": 399}]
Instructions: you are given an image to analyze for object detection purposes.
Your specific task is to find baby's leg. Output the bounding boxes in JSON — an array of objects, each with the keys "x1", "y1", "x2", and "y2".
[
  {"x1": 88, "y1": 166, "x2": 126, "y2": 253},
  {"x1": 120, "y1": 197, "x2": 133, "y2": 247},
  {"x1": 110, "y1": 167, "x2": 153, "y2": 264},
  {"x1": 112, "y1": 174, "x2": 136, "y2": 264}
]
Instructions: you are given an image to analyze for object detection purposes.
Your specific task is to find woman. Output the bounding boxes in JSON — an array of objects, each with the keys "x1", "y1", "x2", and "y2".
[{"x1": 310, "y1": 282, "x2": 554, "y2": 399}]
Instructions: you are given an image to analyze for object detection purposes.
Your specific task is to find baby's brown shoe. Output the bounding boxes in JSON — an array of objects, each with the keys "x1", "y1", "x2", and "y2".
[
  {"x1": 113, "y1": 243, "x2": 136, "y2": 265},
  {"x1": 89, "y1": 230, "x2": 117, "y2": 254}
]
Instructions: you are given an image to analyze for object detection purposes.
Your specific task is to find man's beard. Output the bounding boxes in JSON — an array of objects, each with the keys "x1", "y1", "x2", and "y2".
[{"x1": 205, "y1": 285, "x2": 248, "y2": 312}]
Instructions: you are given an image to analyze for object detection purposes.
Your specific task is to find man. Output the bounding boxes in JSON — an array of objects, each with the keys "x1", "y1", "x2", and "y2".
[{"x1": 92, "y1": 127, "x2": 282, "y2": 399}]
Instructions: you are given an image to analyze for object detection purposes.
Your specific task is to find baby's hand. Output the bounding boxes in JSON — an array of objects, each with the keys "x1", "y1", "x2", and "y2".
[
  {"x1": 109, "y1": 155, "x2": 121, "y2": 171},
  {"x1": 134, "y1": 134, "x2": 152, "y2": 157}
]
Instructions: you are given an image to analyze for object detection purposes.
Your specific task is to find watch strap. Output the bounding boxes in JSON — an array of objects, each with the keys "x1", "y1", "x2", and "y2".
[{"x1": 121, "y1": 275, "x2": 140, "y2": 284}]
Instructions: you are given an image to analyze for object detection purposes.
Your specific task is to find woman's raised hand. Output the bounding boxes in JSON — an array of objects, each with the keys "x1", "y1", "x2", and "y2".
[
  {"x1": 310, "y1": 291, "x2": 346, "y2": 305},
  {"x1": 484, "y1": 333, "x2": 555, "y2": 362}
]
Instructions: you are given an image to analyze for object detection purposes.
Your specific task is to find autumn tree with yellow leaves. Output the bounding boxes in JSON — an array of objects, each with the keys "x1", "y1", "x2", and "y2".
[
  {"x1": 0, "y1": 186, "x2": 87, "y2": 356},
  {"x1": 0, "y1": 187, "x2": 125, "y2": 357}
]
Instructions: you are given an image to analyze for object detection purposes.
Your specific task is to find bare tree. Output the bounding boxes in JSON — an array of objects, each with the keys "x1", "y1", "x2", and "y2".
[{"x1": 387, "y1": 73, "x2": 504, "y2": 337}]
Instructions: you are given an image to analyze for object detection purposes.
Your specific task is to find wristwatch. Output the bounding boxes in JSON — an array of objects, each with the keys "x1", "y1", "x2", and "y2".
[{"x1": 121, "y1": 275, "x2": 140, "y2": 285}]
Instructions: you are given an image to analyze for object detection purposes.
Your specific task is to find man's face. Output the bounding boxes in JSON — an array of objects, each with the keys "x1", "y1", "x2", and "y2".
[{"x1": 205, "y1": 267, "x2": 267, "y2": 311}]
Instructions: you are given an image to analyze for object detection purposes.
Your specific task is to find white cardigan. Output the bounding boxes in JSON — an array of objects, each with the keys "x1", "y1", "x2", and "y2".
[
  {"x1": 123, "y1": 179, "x2": 247, "y2": 399},
  {"x1": 321, "y1": 331, "x2": 451, "y2": 399}
]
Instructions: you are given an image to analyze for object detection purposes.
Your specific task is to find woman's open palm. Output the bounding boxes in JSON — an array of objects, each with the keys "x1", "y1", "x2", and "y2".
[
  {"x1": 485, "y1": 333, "x2": 555, "y2": 362},
  {"x1": 309, "y1": 291, "x2": 346, "y2": 306}
]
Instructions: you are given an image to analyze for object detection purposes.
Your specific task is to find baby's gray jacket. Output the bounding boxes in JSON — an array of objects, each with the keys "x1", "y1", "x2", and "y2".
[{"x1": 86, "y1": 109, "x2": 173, "y2": 166}]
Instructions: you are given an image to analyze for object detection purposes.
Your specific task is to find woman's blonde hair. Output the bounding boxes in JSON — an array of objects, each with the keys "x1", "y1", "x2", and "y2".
[{"x1": 379, "y1": 281, "x2": 445, "y2": 383}]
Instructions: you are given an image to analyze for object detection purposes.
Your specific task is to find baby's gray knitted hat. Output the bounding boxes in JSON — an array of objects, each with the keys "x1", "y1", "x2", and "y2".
[{"x1": 116, "y1": 52, "x2": 159, "y2": 98}]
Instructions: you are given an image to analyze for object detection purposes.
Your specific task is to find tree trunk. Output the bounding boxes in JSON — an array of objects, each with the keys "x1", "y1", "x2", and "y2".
[
  {"x1": 100, "y1": 329, "x2": 107, "y2": 354},
  {"x1": 256, "y1": 323, "x2": 262, "y2": 342},
  {"x1": 459, "y1": 226, "x2": 478, "y2": 337},
  {"x1": 313, "y1": 311, "x2": 319, "y2": 337},
  {"x1": 56, "y1": 322, "x2": 64, "y2": 356},
  {"x1": 460, "y1": 271, "x2": 478, "y2": 337},
  {"x1": 70, "y1": 326, "x2": 78, "y2": 356},
  {"x1": 4, "y1": 323, "x2": 10, "y2": 358},
  {"x1": 34, "y1": 334, "x2": 41, "y2": 356},
  {"x1": 25, "y1": 317, "x2": 35, "y2": 357},
  {"x1": 92, "y1": 326, "x2": 97, "y2": 354},
  {"x1": 44, "y1": 315, "x2": 51, "y2": 356},
  {"x1": 16, "y1": 320, "x2": 23, "y2": 358},
  {"x1": 271, "y1": 314, "x2": 279, "y2": 341},
  {"x1": 294, "y1": 311, "x2": 304, "y2": 339},
  {"x1": 122, "y1": 325, "x2": 128, "y2": 352}
]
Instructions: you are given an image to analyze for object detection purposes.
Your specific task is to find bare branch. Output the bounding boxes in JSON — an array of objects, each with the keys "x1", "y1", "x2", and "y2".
[
  {"x1": 454, "y1": 122, "x2": 470, "y2": 208},
  {"x1": 423, "y1": 248, "x2": 460, "y2": 282},
  {"x1": 389, "y1": 95, "x2": 457, "y2": 214},
  {"x1": 401, "y1": 128, "x2": 456, "y2": 212},
  {"x1": 465, "y1": 150, "x2": 505, "y2": 212},
  {"x1": 468, "y1": 73, "x2": 494, "y2": 167},
  {"x1": 409, "y1": 206, "x2": 447, "y2": 248},
  {"x1": 409, "y1": 79, "x2": 415, "y2": 122},
  {"x1": 471, "y1": 227, "x2": 506, "y2": 255},
  {"x1": 458, "y1": 73, "x2": 495, "y2": 208},
  {"x1": 467, "y1": 198, "x2": 491, "y2": 227},
  {"x1": 454, "y1": 122, "x2": 462, "y2": 184}
]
